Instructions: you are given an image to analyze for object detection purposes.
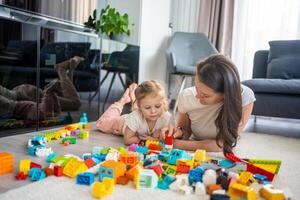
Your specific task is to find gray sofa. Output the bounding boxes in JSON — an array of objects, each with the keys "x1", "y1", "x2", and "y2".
[{"x1": 242, "y1": 40, "x2": 300, "y2": 119}]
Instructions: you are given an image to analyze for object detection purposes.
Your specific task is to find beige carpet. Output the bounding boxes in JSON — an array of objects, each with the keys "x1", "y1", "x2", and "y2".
[{"x1": 0, "y1": 132, "x2": 299, "y2": 199}]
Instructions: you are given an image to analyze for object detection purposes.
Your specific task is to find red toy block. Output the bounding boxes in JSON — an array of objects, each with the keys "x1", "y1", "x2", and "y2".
[
  {"x1": 53, "y1": 165, "x2": 64, "y2": 176},
  {"x1": 15, "y1": 172, "x2": 28, "y2": 180},
  {"x1": 84, "y1": 157, "x2": 95, "y2": 168},
  {"x1": 30, "y1": 162, "x2": 42, "y2": 169},
  {"x1": 226, "y1": 153, "x2": 275, "y2": 181},
  {"x1": 165, "y1": 134, "x2": 173, "y2": 146}
]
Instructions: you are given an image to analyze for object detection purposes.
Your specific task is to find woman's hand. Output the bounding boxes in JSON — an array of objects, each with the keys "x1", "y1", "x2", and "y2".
[{"x1": 173, "y1": 127, "x2": 184, "y2": 139}]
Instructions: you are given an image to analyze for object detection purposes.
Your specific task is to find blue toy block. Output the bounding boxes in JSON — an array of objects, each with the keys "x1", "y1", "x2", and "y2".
[
  {"x1": 254, "y1": 174, "x2": 267, "y2": 182},
  {"x1": 164, "y1": 174, "x2": 176, "y2": 184},
  {"x1": 79, "y1": 113, "x2": 88, "y2": 124},
  {"x1": 218, "y1": 159, "x2": 235, "y2": 168},
  {"x1": 28, "y1": 146, "x2": 38, "y2": 156},
  {"x1": 76, "y1": 172, "x2": 95, "y2": 185},
  {"x1": 167, "y1": 149, "x2": 185, "y2": 165},
  {"x1": 46, "y1": 153, "x2": 58, "y2": 163},
  {"x1": 200, "y1": 162, "x2": 220, "y2": 170},
  {"x1": 31, "y1": 136, "x2": 47, "y2": 146},
  {"x1": 157, "y1": 180, "x2": 169, "y2": 190},
  {"x1": 29, "y1": 168, "x2": 46, "y2": 181},
  {"x1": 98, "y1": 167, "x2": 114, "y2": 182},
  {"x1": 188, "y1": 167, "x2": 204, "y2": 184},
  {"x1": 136, "y1": 146, "x2": 148, "y2": 154}
]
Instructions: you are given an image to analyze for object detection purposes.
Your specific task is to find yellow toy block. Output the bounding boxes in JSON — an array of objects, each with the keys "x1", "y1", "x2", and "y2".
[
  {"x1": 260, "y1": 185, "x2": 285, "y2": 200},
  {"x1": 249, "y1": 159, "x2": 282, "y2": 174},
  {"x1": 63, "y1": 158, "x2": 88, "y2": 178},
  {"x1": 164, "y1": 164, "x2": 177, "y2": 175},
  {"x1": 19, "y1": 159, "x2": 31, "y2": 175},
  {"x1": 0, "y1": 152, "x2": 14, "y2": 174},
  {"x1": 92, "y1": 178, "x2": 114, "y2": 198},
  {"x1": 228, "y1": 183, "x2": 257, "y2": 200},
  {"x1": 145, "y1": 140, "x2": 159, "y2": 147},
  {"x1": 237, "y1": 171, "x2": 253, "y2": 186},
  {"x1": 194, "y1": 149, "x2": 206, "y2": 162}
]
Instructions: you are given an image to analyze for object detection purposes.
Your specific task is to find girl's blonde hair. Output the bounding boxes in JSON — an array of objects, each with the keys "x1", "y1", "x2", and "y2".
[{"x1": 134, "y1": 80, "x2": 168, "y2": 111}]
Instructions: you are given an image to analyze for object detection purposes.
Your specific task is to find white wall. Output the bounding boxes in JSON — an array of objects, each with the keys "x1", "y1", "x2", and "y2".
[
  {"x1": 107, "y1": 0, "x2": 141, "y2": 46},
  {"x1": 138, "y1": 0, "x2": 171, "y2": 87}
]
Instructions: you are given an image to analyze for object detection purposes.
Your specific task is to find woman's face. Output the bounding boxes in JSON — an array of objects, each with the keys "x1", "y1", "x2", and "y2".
[{"x1": 194, "y1": 77, "x2": 224, "y2": 105}]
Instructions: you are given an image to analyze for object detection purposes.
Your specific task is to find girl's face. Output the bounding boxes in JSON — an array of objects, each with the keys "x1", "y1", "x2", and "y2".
[
  {"x1": 194, "y1": 77, "x2": 224, "y2": 105},
  {"x1": 138, "y1": 94, "x2": 165, "y2": 122}
]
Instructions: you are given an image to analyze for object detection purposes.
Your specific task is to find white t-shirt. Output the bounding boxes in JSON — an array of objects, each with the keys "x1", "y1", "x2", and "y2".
[
  {"x1": 123, "y1": 110, "x2": 172, "y2": 136},
  {"x1": 177, "y1": 85, "x2": 256, "y2": 140}
]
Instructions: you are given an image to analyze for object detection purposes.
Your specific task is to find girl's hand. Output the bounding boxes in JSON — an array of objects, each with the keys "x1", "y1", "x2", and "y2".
[
  {"x1": 138, "y1": 134, "x2": 158, "y2": 141},
  {"x1": 160, "y1": 125, "x2": 176, "y2": 140}
]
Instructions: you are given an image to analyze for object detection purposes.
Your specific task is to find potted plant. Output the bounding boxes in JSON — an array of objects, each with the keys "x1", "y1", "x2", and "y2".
[{"x1": 84, "y1": 5, "x2": 132, "y2": 40}]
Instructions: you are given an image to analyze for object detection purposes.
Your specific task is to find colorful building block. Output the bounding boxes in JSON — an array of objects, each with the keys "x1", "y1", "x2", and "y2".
[
  {"x1": 0, "y1": 152, "x2": 14, "y2": 174},
  {"x1": 99, "y1": 160, "x2": 126, "y2": 182},
  {"x1": 76, "y1": 172, "x2": 94, "y2": 185},
  {"x1": 53, "y1": 165, "x2": 64, "y2": 176},
  {"x1": 135, "y1": 169, "x2": 158, "y2": 189},
  {"x1": 260, "y1": 185, "x2": 285, "y2": 200},
  {"x1": 92, "y1": 178, "x2": 114, "y2": 199},
  {"x1": 19, "y1": 159, "x2": 31, "y2": 175},
  {"x1": 228, "y1": 183, "x2": 256, "y2": 200},
  {"x1": 63, "y1": 158, "x2": 88, "y2": 178}
]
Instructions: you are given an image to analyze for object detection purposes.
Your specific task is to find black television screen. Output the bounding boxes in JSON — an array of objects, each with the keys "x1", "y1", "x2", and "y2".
[{"x1": 0, "y1": 0, "x2": 97, "y2": 25}]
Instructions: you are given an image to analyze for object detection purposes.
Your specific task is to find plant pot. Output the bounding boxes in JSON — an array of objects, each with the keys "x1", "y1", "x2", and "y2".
[{"x1": 109, "y1": 34, "x2": 126, "y2": 42}]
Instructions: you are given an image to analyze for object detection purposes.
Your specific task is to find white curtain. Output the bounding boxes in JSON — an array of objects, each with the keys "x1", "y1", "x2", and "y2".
[
  {"x1": 232, "y1": 0, "x2": 300, "y2": 81},
  {"x1": 170, "y1": 0, "x2": 201, "y2": 33},
  {"x1": 41, "y1": 0, "x2": 96, "y2": 24}
]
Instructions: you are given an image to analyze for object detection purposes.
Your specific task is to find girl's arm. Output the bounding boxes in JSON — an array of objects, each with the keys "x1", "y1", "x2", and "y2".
[
  {"x1": 238, "y1": 103, "x2": 254, "y2": 134},
  {"x1": 173, "y1": 139, "x2": 222, "y2": 152},
  {"x1": 123, "y1": 126, "x2": 140, "y2": 145}
]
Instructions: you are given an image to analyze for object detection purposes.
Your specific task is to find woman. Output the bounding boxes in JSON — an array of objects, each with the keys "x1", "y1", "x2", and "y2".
[{"x1": 165, "y1": 54, "x2": 255, "y2": 155}]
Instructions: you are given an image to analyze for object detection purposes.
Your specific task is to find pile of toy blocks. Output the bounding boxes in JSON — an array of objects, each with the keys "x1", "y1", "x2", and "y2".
[{"x1": 24, "y1": 138, "x2": 286, "y2": 200}]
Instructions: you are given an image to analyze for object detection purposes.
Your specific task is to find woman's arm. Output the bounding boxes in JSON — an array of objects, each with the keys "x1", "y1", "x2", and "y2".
[
  {"x1": 173, "y1": 139, "x2": 222, "y2": 152},
  {"x1": 238, "y1": 103, "x2": 254, "y2": 134},
  {"x1": 123, "y1": 126, "x2": 140, "y2": 145},
  {"x1": 176, "y1": 112, "x2": 192, "y2": 139}
]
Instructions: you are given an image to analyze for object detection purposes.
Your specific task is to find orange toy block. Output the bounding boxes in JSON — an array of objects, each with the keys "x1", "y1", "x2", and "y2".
[
  {"x1": 0, "y1": 152, "x2": 14, "y2": 174},
  {"x1": 116, "y1": 175, "x2": 129, "y2": 185},
  {"x1": 207, "y1": 184, "x2": 223, "y2": 195},
  {"x1": 100, "y1": 160, "x2": 126, "y2": 181},
  {"x1": 119, "y1": 153, "x2": 139, "y2": 166},
  {"x1": 260, "y1": 185, "x2": 285, "y2": 200},
  {"x1": 126, "y1": 163, "x2": 142, "y2": 181}
]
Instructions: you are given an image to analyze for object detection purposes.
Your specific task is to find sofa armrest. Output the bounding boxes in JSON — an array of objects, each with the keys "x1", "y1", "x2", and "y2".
[{"x1": 252, "y1": 50, "x2": 269, "y2": 78}]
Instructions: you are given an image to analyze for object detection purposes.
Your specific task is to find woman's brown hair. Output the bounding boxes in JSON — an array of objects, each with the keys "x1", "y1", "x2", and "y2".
[
  {"x1": 134, "y1": 80, "x2": 168, "y2": 111},
  {"x1": 196, "y1": 54, "x2": 242, "y2": 155}
]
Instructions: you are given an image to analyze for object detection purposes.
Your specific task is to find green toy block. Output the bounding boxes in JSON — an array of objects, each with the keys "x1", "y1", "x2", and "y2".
[{"x1": 62, "y1": 138, "x2": 77, "y2": 144}]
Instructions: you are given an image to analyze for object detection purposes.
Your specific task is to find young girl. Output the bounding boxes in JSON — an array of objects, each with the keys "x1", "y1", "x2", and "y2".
[
  {"x1": 96, "y1": 80, "x2": 171, "y2": 145},
  {"x1": 164, "y1": 54, "x2": 255, "y2": 155}
]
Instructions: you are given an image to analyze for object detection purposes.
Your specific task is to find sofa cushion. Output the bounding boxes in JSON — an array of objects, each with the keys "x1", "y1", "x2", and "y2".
[
  {"x1": 267, "y1": 40, "x2": 300, "y2": 79},
  {"x1": 242, "y1": 79, "x2": 300, "y2": 95}
]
